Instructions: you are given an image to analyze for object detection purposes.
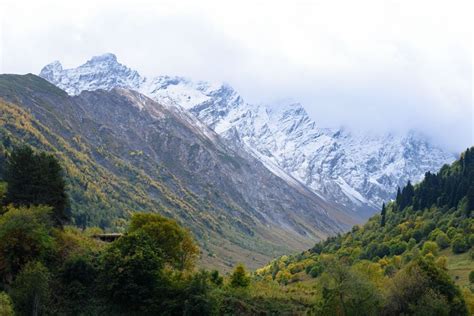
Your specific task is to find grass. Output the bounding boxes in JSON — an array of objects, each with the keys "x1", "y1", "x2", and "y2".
[{"x1": 440, "y1": 248, "x2": 473, "y2": 288}]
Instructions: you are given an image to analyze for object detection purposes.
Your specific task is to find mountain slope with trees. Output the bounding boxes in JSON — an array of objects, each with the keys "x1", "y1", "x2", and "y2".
[
  {"x1": 255, "y1": 147, "x2": 474, "y2": 315},
  {"x1": 0, "y1": 74, "x2": 352, "y2": 270}
]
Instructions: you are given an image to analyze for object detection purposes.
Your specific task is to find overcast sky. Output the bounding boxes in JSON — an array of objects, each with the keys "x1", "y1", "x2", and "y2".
[{"x1": 1, "y1": 0, "x2": 472, "y2": 152}]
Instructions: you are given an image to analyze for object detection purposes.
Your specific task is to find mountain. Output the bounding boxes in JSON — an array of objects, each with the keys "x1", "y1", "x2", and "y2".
[
  {"x1": 0, "y1": 74, "x2": 352, "y2": 270},
  {"x1": 40, "y1": 53, "x2": 456, "y2": 217}
]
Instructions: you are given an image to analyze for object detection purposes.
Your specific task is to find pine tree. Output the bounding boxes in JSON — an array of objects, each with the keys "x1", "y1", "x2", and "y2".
[
  {"x1": 396, "y1": 187, "x2": 402, "y2": 211},
  {"x1": 380, "y1": 203, "x2": 386, "y2": 227},
  {"x1": 230, "y1": 264, "x2": 250, "y2": 288},
  {"x1": 4, "y1": 146, "x2": 69, "y2": 226},
  {"x1": 466, "y1": 186, "x2": 474, "y2": 217}
]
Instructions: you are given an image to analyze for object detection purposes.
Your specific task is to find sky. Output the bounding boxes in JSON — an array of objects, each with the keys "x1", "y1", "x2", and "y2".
[{"x1": 1, "y1": 0, "x2": 472, "y2": 152}]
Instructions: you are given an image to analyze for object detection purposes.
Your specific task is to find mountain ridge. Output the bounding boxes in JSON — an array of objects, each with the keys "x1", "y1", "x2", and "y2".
[{"x1": 40, "y1": 53, "x2": 456, "y2": 217}]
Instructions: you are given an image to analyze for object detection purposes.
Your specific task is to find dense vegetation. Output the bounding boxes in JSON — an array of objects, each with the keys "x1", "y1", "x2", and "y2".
[
  {"x1": 0, "y1": 140, "x2": 472, "y2": 315},
  {"x1": 256, "y1": 147, "x2": 474, "y2": 315},
  {"x1": 0, "y1": 145, "x2": 317, "y2": 315}
]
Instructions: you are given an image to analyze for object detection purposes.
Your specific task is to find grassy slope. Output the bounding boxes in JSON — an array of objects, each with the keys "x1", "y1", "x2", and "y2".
[{"x1": 443, "y1": 249, "x2": 473, "y2": 287}]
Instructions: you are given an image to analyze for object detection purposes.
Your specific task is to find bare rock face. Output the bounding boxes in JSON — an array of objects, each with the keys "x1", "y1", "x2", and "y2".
[{"x1": 40, "y1": 54, "x2": 455, "y2": 219}]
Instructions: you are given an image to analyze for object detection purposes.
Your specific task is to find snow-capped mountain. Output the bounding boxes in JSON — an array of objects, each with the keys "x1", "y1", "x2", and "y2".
[{"x1": 40, "y1": 53, "x2": 456, "y2": 218}]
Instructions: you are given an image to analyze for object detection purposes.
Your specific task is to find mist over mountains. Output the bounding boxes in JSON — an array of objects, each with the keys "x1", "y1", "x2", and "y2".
[{"x1": 40, "y1": 53, "x2": 456, "y2": 218}]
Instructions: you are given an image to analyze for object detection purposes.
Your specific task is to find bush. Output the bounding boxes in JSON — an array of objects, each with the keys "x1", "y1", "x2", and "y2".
[
  {"x1": 435, "y1": 232, "x2": 451, "y2": 249},
  {"x1": 422, "y1": 241, "x2": 438, "y2": 256},
  {"x1": 210, "y1": 270, "x2": 223, "y2": 286},
  {"x1": 0, "y1": 292, "x2": 14, "y2": 316},
  {"x1": 309, "y1": 263, "x2": 324, "y2": 278},
  {"x1": 0, "y1": 205, "x2": 55, "y2": 281},
  {"x1": 452, "y1": 235, "x2": 469, "y2": 254},
  {"x1": 469, "y1": 271, "x2": 474, "y2": 284},
  {"x1": 230, "y1": 264, "x2": 251, "y2": 288}
]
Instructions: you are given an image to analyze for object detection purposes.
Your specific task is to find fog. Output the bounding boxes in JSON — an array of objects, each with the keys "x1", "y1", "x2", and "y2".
[{"x1": 1, "y1": 0, "x2": 472, "y2": 152}]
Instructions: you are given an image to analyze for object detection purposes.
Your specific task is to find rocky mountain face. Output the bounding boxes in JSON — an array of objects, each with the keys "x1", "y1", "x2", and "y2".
[
  {"x1": 40, "y1": 53, "x2": 456, "y2": 218},
  {"x1": 0, "y1": 74, "x2": 351, "y2": 270}
]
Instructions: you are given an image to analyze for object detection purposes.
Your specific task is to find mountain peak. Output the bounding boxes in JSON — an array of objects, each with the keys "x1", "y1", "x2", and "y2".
[
  {"x1": 87, "y1": 53, "x2": 118, "y2": 64},
  {"x1": 39, "y1": 60, "x2": 63, "y2": 79},
  {"x1": 39, "y1": 53, "x2": 143, "y2": 95}
]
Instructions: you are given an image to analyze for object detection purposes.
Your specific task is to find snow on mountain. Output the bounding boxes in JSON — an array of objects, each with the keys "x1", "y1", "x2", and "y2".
[{"x1": 39, "y1": 53, "x2": 456, "y2": 218}]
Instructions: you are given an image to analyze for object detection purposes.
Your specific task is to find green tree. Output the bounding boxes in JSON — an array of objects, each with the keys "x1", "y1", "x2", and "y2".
[
  {"x1": 0, "y1": 205, "x2": 54, "y2": 283},
  {"x1": 98, "y1": 231, "x2": 169, "y2": 313},
  {"x1": 10, "y1": 261, "x2": 51, "y2": 316},
  {"x1": 435, "y1": 232, "x2": 450, "y2": 249},
  {"x1": 230, "y1": 264, "x2": 250, "y2": 288},
  {"x1": 385, "y1": 258, "x2": 467, "y2": 315},
  {"x1": 128, "y1": 213, "x2": 199, "y2": 270},
  {"x1": 4, "y1": 146, "x2": 69, "y2": 226},
  {"x1": 0, "y1": 292, "x2": 14, "y2": 316},
  {"x1": 422, "y1": 241, "x2": 438, "y2": 256},
  {"x1": 380, "y1": 203, "x2": 386, "y2": 227},
  {"x1": 313, "y1": 263, "x2": 382, "y2": 316},
  {"x1": 210, "y1": 270, "x2": 223, "y2": 286},
  {"x1": 469, "y1": 271, "x2": 474, "y2": 284},
  {"x1": 56, "y1": 254, "x2": 100, "y2": 314},
  {"x1": 182, "y1": 271, "x2": 217, "y2": 315},
  {"x1": 452, "y1": 235, "x2": 469, "y2": 254}
]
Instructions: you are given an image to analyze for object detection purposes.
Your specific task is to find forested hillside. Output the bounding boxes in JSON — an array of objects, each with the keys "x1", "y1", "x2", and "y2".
[
  {"x1": 0, "y1": 139, "x2": 472, "y2": 314},
  {"x1": 0, "y1": 145, "x2": 332, "y2": 315},
  {"x1": 256, "y1": 147, "x2": 474, "y2": 315}
]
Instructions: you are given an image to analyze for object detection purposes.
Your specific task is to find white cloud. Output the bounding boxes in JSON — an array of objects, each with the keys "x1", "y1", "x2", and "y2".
[{"x1": 1, "y1": 0, "x2": 472, "y2": 151}]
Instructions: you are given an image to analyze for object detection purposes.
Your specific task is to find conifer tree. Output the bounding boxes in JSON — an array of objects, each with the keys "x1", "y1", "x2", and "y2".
[
  {"x1": 3, "y1": 146, "x2": 69, "y2": 226},
  {"x1": 381, "y1": 203, "x2": 386, "y2": 227}
]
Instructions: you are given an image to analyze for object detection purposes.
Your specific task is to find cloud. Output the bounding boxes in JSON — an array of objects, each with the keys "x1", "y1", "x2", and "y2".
[{"x1": 1, "y1": 0, "x2": 472, "y2": 152}]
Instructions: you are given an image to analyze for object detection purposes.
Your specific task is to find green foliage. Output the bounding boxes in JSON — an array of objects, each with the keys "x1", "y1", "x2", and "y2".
[
  {"x1": 129, "y1": 212, "x2": 199, "y2": 270},
  {"x1": 0, "y1": 205, "x2": 54, "y2": 283},
  {"x1": 0, "y1": 292, "x2": 14, "y2": 316},
  {"x1": 230, "y1": 264, "x2": 251, "y2": 288},
  {"x1": 98, "y1": 231, "x2": 168, "y2": 313},
  {"x1": 435, "y1": 231, "x2": 451, "y2": 249},
  {"x1": 0, "y1": 182, "x2": 6, "y2": 205},
  {"x1": 10, "y1": 261, "x2": 51, "y2": 316},
  {"x1": 256, "y1": 148, "x2": 474, "y2": 314},
  {"x1": 312, "y1": 262, "x2": 383, "y2": 315},
  {"x1": 422, "y1": 241, "x2": 439, "y2": 256},
  {"x1": 3, "y1": 146, "x2": 69, "y2": 226},
  {"x1": 380, "y1": 202, "x2": 386, "y2": 227},
  {"x1": 210, "y1": 270, "x2": 224, "y2": 286},
  {"x1": 452, "y1": 235, "x2": 470, "y2": 254},
  {"x1": 384, "y1": 258, "x2": 467, "y2": 315},
  {"x1": 469, "y1": 271, "x2": 474, "y2": 284}
]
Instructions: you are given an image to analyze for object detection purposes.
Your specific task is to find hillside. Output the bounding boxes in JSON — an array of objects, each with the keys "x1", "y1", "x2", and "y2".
[
  {"x1": 0, "y1": 74, "x2": 353, "y2": 270},
  {"x1": 254, "y1": 147, "x2": 474, "y2": 314}
]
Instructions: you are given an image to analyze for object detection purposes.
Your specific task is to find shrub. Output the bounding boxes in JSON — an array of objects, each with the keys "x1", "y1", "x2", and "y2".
[
  {"x1": 452, "y1": 235, "x2": 469, "y2": 254},
  {"x1": 230, "y1": 264, "x2": 250, "y2": 288},
  {"x1": 0, "y1": 292, "x2": 14, "y2": 316},
  {"x1": 422, "y1": 241, "x2": 438, "y2": 256},
  {"x1": 435, "y1": 232, "x2": 450, "y2": 249}
]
